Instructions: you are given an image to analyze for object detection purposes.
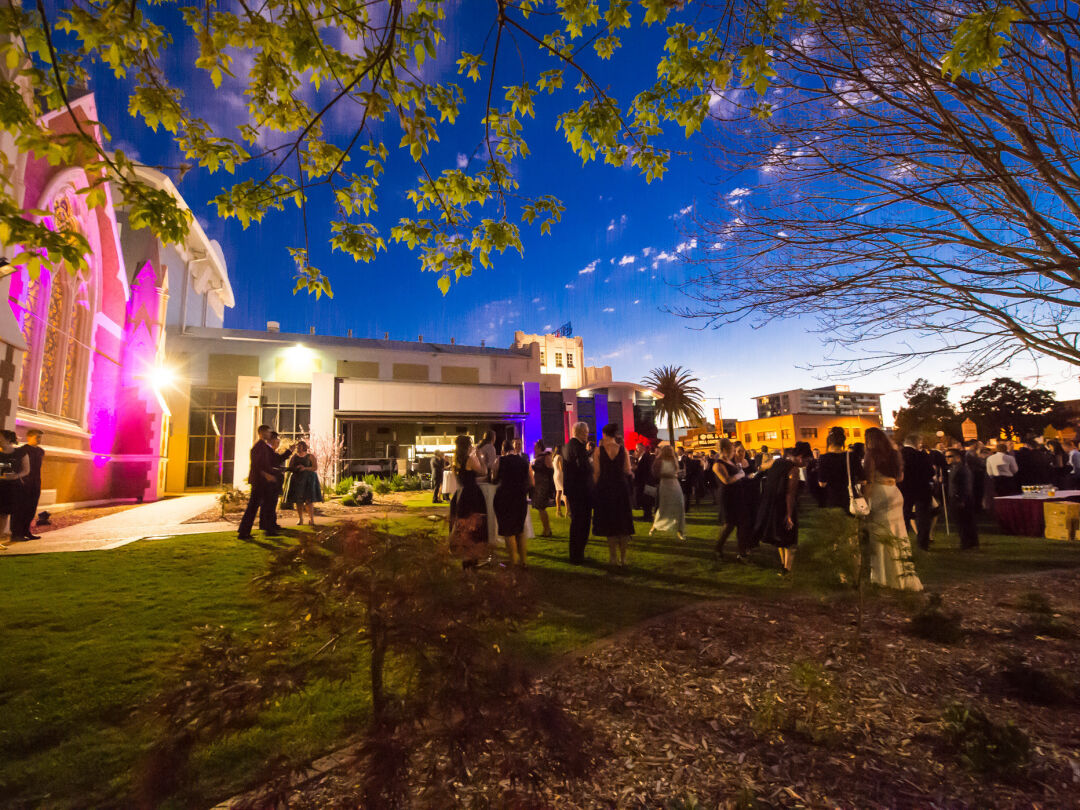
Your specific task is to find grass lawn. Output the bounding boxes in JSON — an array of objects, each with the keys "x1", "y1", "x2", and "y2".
[{"x1": 1, "y1": 493, "x2": 1078, "y2": 808}]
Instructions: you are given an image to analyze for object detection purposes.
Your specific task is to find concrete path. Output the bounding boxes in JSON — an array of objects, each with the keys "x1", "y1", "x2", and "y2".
[{"x1": 0, "y1": 494, "x2": 232, "y2": 555}]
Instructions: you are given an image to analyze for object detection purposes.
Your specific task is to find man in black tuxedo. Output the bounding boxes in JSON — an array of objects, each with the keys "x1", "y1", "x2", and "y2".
[
  {"x1": 561, "y1": 421, "x2": 593, "y2": 564},
  {"x1": 945, "y1": 447, "x2": 979, "y2": 550},
  {"x1": 683, "y1": 452, "x2": 704, "y2": 509},
  {"x1": 262, "y1": 431, "x2": 292, "y2": 533},
  {"x1": 899, "y1": 435, "x2": 935, "y2": 551},
  {"x1": 12, "y1": 429, "x2": 44, "y2": 541},
  {"x1": 239, "y1": 425, "x2": 275, "y2": 539},
  {"x1": 633, "y1": 443, "x2": 656, "y2": 522}
]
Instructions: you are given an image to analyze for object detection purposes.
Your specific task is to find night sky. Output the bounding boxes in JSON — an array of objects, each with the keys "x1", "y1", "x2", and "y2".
[{"x1": 76, "y1": 1, "x2": 1079, "y2": 421}]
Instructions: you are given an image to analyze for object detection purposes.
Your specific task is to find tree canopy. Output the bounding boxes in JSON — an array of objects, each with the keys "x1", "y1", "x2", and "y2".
[
  {"x1": 2, "y1": 0, "x2": 1016, "y2": 299},
  {"x1": 641, "y1": 363, "x2": 704, "y2": 444},
  {"x1": 960, "y1": 377, "x2": 1057, "y2": 440},
  {"x1": 892, "y1": 378, "x2": 960, "y2": 441},
  {"x1": 677, "y1": 0, "x2": 1071, "y2": 377}
]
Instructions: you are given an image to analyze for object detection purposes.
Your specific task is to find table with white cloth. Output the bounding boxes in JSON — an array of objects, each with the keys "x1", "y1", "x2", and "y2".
[
  {"x1": 477, "y1": 481, "x2": 533, "y2": 545},
  {"x1": 994, "y1": 490, "x2": 1080, "y2": 537}
]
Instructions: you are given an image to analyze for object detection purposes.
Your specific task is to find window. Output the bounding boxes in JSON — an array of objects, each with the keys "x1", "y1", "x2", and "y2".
[
  {"x1": 800, "y1": 427, "x2": 818, "y2": 439},
  {"x1": 566, "y1": 353, "x2": 574, "y2": 368},
  {"x1": 555, "y1": 352, "x2": 563, "y2": 367},
  {"x1": 261, "y1": 384, "x2": 311, "y2": 444},
  {"x1": 744, "y1": 433, "x2": 752, "y2": 444},
  {"x1": 756, "y1": 432, "x2": 765, "y2": 442},
  {"x1": 781, "y1": 429, "x2": 792, "y2": 440},
  {"x1": 540, "y1": 351, "x2": 545, "y2": 365},
  {"x1": 186, "y1": 388, "x2": 237, "y2": 488},
  {"x1": 853, "y1": 428, "x2": 862, "y2": 437},
  {"x1": 17, "y1": 264, "x2": 92, "y2": 423},
  {"x1": 764, "y1": 431, "x2": 778, "y2": 441}
]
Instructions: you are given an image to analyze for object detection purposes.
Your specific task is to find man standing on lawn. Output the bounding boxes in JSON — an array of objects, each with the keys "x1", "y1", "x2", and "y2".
[
  {"x1": 238, "y1": 425, "x2": 276, "y2": 539},
  {"x1": 946, "y1": 447, "x2": 979, "y2": 550},
  {"x1": 11, "y1": 430, "x2": 44, "y2": 541},
  {"x1": 561, "y1": 421, "x2": 593, "y2": 564}
]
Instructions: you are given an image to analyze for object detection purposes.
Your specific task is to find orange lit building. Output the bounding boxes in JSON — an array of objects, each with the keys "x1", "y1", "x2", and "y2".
[{"x1": 735, "y1": 413, "x2": 884, "y2": 454}]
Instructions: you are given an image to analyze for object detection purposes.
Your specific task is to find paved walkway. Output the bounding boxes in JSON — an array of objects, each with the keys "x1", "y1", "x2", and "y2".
[{"x1": 0, "y1": 494, "x2": 232, "y2": 555}]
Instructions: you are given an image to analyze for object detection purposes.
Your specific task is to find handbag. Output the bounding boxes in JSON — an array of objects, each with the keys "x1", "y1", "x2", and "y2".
[{"x1": 847, "y1": 450, "x2": 870, "y2": 517}]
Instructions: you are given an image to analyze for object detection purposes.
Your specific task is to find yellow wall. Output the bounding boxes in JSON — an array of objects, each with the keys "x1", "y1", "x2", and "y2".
[
  {"x1": 736, "y1": 413, "x2": 884, "y2": 453},
  {"x1": 162, "y1": 379, "x2": 192, "y2": 493}
]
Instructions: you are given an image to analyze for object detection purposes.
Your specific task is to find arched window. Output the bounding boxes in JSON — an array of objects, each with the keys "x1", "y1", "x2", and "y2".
[{"x1": 16, "y1": 189, "x2": 94, "y2": 425}]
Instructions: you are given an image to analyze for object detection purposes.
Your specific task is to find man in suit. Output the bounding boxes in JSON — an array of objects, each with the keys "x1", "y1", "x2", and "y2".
[
  {"x1": 899, "y1": 434, "x2": 935, "y2": 551},
  {"x1": 1015, "y1": 437, "x2": 1052, "y2": 486},
  {"x1": 945, "y1": 447, "x2": 978, "y2": 549},
  {"x1": 239, "y1": 425, "x2": 275, "y2": 539},
  {"x1": 633, "y1": 443, "x2": 656, "y2": 522},
  {"x1": 683, "y1": 452, "x2": 704, "y2": 509},
  {"x1": 561, "y1": 421, "x2": 593, "y2": 564},
  {"x1": 11, "y1": 429, "x2": 44, "y2": 541},
  {"x1": 262, "y1": 431, "x2": 292, "y2": 533}
]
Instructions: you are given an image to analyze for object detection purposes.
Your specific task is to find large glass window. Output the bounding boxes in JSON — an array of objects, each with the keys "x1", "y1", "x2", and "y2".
[
  {"x1": 186, "y1": 388, "x2": 237, "y2": 488},
  {"x1": 261, "y1": 384, "x2": 311, "y2": 443}
]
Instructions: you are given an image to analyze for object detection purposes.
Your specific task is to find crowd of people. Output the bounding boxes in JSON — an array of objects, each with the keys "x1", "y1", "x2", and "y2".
[
  {"x1": 442, "y1": 421, "x2": 1018, "y2": 589},
  {"x1": 0, "y1": 429, "x2": 45, "y2": 548},
  {"x1": 237, "y1": 425, "x2": 323, "y2": 539}
]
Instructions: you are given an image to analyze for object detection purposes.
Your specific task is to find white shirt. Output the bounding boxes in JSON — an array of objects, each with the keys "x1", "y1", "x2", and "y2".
[
  {"x1": 986, "y1": 452, "x2": 1018, "y2": 478},
  {"x1": 1069, "y1": 448, "x2": 1080, "y2": 476}
]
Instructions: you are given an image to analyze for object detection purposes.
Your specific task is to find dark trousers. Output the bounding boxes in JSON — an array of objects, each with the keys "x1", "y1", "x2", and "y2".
[
  {"x1": 903, "y1": 494, "x2": 933, "y2": 551},
  {"x1": 566, "y1": 489, "x2": 591, "y2": 563},
  {"x1": 238, "y1": 483, "x2": 264, "y2": 537},
  {"x1": 432, "y1": 476, "x2": 443, "y2": 502},
  {"x1": 635, "y1": 485, "x2": 654, "y2": 522},
  {"x1": 11, "y1": 485, "x2": 40, "y2": 538},
  {"x1": 261, "y1": 483, "x2": 282, "y2": 531},
  {"x1": 955, "y1": 502, "x2": 978, "y2": 549}
]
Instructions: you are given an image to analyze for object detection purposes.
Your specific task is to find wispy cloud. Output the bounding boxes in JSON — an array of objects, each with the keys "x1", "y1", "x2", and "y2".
[
  {"x1": 672, "y1": 204, "x2": 693, "y2": 219},
  {"x1": 650, "y1": 250, "x2": 677, "y2": 270},
  {"x1": 531, "y1": 297, "x2": 541, "y2": 303},
  {"x1": 602, "y1": 307, "x2": 615, "y2": 313},
  {"x1": 642, "y1": 246, "x2": 654, "y2": 257},
  {"x1": 618, "y1": 254, "x2": 635, "y2": 266},
  {"x1": 726, "y1": 187, "x2": 751, "y2": 201},
  {"x1": 579, "y1": 259, "x2": 599, "y2": 275},
  {"x1": 633, "y1": 299, "x2": 641, "y2": 305},
  {"x1": 564, "y1": 282, "x2": 575, "y2": 289},
  {"x1": 456, "y1": 152, "x2": 469, "y2": 169},
  {"x1": 606, "y1": 213, "x2": 628, "y2": 233},
  {"x1": 675, "y1": 238, "x2": 698, "y2": 253}
]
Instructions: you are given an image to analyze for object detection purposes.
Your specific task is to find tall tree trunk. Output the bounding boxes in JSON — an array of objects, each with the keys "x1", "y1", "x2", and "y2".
[{"x1": 668, "y1": 414, "x2": 675, "y2": 446}]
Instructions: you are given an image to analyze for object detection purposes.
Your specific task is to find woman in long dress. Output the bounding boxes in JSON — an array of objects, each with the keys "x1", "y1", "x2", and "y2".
[
  {"x1": 493, "y1": 442, "x2": 534, "y2": 566},
  {"x1": 863, "y1": 427, "x2": 923, "y2": 591},
  {"x1": 531, "y1": 439, "x2": 555, "y2": 537},
  {"x1": 552, "y1": 444, "x2": 566, "y2": 517},
  {"x1": 448, "y1": 434, "x2": 489, "y2": 568},
  {"x1": 650, "y1": 444, "x2": 686, "y2": 540},
  {"x1": 283, "y1": 440, "x2": 322, "y2": 525},
  {"x1": 752, "y1": 442, "x2": 811, "y2": 576},
  {"x1": 592, "y1": 424, "x2": 635, "y2": 567}
]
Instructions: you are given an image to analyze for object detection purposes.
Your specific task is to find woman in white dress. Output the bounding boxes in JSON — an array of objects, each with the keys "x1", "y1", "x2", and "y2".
[
  {"x1": 552, "y1": 443, "x2": 566, "y2": 517},
  {"x1": 650, "y1": 445, "x2": 686, "y2": 539},
  {"x1": 863, "y1": 428, "x2": 923, "y2": 591}
]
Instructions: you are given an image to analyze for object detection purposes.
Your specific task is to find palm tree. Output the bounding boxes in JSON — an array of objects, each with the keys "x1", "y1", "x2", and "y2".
[{"x1": 641, "y1": 365, "x2": 705, "y2": 445}]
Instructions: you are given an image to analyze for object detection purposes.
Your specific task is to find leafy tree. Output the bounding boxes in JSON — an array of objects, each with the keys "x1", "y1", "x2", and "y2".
[
  {"x1": 892, "y1": 378, "x2": 959, "y2": 441},
  {"x1": 960, "y1": 377, "x2": 1056, "y2": 440},
  {"x1": 2, "y1": 0, "x2": 1015, "y2": 297},
  {"x1": 678, "y1": 0, "x2": 1071, "y2": 377},
  {"x1": 641, "y1": 364, "x2": 704, "y2": 444}
]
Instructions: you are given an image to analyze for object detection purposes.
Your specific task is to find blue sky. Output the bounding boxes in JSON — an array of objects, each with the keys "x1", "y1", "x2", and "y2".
[{"x1": 80, "y1": 2, "x2": 1079, "y2": 422}]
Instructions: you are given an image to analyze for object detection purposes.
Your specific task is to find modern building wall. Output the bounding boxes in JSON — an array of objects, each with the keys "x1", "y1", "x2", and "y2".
[
  {"x1": 754, "y1": 385, "x2": 883, "y2": 419},
  {"x1": 735, "y1": 413, "x2": 884, "y2": 453}
]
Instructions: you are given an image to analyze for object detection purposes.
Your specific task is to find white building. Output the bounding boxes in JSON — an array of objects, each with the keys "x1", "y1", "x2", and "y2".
[{"x1": 754, "y1": 385, "x2": 882, "y2": 420}]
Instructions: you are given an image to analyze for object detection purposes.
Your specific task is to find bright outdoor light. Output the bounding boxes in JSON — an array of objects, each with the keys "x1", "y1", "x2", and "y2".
[{"x1": 145, "y1": 365, "x2": 177, "y2": 391}]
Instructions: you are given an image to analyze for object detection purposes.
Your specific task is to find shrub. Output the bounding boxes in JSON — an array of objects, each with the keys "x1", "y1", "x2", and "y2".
[
  {"x1": 1015, "y1": 591, "x2": 1073, "y2": 638},
  {"x1": 352, "y1": 481, "x2": 374, "y2": 506},
  {"x1": 752, "y1": 660, "x2": 845, "y2": 747},
  {"x1": 998, "y1": 653, "x2": 1071, "y2": 706},
  {"x1": 341, "y1": 494, "x2": 358, "y2": 507},
  {"x1": 217, "y1": 485, "x2": 245, "y2": 518},
  {"x1": 940, "y1": 703, "x2": 1031, "y2": 779},
  {"x1": 334, "y1": 476, "x2": 355, "y2": 496},
  {"x1": 909, "y1": 593, "x2": 964, "y2": 644}
]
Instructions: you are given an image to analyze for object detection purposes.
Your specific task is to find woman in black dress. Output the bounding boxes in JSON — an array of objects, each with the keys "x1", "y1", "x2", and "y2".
[
  {"x1": 493, "y1": 438, "x2": 534, "y2": 566},
  {"x1": 283, "y1": 441, "x2": 322, "y2": 526},
  {"x1": 592, "y1": 423, "x2": 635, "y2": 567},
  {"x1": 753, "y1": 441, "x2": 811, "y2": 576},
  {"x1": 713, "y1": 438, "x2": 750, "y2": 561},
  {"x1": 816, "y1": 426, "x2": 864, "y2": 511},
  {"x1": 531, "y1": 439, "x2": 555, "y2": 537},
  {"x1": 449, "y1": 434, "x2": 489, "y2": 567}
]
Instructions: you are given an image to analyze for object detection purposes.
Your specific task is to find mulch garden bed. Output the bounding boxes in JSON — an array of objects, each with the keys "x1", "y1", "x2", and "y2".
[
  {"x1": 285, "y1": 570, "x2": 1080, "y2": 809},
  {"x1": 185, "y1": 493, "x2": 428, "y2": 524},
  {"x1": 32, "y1": 503, "x2": 141, "y2": 534}
]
